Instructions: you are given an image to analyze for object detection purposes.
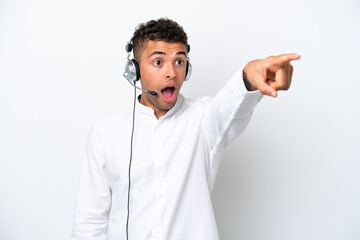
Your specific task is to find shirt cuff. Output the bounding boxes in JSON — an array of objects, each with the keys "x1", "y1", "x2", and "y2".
[{"x1": 233, "y1": 67, "x2": 263, "y2": 101}]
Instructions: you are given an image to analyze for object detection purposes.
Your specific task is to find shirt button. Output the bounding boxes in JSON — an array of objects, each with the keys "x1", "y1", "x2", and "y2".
[{"x1": 157, "y1": 182, "x2": 166, "y2": 195}]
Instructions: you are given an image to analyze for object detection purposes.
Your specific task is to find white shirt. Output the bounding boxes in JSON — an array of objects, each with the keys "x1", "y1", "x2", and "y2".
[{"x1": 71, "y1": 70, "x2": 262, "y2": 240}]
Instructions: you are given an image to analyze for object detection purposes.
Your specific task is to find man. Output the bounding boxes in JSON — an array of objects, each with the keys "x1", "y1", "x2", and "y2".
[{"x1": 71, "y1": 18, "x2": 300, "y2": 240}]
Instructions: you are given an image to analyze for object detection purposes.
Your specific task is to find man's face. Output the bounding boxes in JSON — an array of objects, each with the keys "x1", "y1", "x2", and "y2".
[{"x1": 138, "y1": 40, "x2": 188, "y2": 118}]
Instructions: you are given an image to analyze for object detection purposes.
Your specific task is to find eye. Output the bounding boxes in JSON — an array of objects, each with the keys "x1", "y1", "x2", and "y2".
[
  {"x1": 176, "y1": 59, "x2": 184, "y2": 65},
  {"x1": 153, "y1": 60, "x2": 162, "y2": 66}
]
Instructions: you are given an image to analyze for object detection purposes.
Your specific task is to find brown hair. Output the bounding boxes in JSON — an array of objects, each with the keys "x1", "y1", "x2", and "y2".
[{"x1": 132, "y1": 18, "x2": 188, "y2": 61}]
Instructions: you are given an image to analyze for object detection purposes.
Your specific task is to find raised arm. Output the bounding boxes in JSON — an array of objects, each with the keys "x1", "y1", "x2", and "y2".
[{"x1": 203, "y1": 53, "x2": 300, "y2": 187}]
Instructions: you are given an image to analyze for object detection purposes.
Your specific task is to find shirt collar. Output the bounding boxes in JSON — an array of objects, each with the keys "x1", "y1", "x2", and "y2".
[{"x1": 136, "y1": 94, "x2": 184, "y2": 119}]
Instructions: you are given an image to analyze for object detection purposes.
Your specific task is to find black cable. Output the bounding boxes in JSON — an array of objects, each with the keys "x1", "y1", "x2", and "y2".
[{"x1": 126, "y1": 82, "x2": 137, "y2": 240}]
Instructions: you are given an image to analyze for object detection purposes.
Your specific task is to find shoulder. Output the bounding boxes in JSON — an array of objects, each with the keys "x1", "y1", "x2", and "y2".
[
  {"x1": 174, "y1": 94, "x2": 213, "y2": 119},
  {"x1": 182, "y1": 95, "x2": 212, "y2": 108},
  {"x1": 91, "y1": 106, "x2": 133, "y2": 136}
]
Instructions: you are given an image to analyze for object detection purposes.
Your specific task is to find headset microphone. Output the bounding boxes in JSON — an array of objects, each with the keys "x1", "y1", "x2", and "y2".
[{"x1": 123, "y1": 72, "x2": 157, "y2": 96}]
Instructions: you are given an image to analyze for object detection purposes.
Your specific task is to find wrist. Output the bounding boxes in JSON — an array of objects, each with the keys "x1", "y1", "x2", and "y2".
[{"x1": 243, "y1": 69, "x2": 254, "y2": 91}]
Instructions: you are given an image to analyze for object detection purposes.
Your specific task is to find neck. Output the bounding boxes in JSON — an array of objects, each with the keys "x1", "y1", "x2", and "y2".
[{"x1": 139, "y1": 95, "x2": 168, "y2": 119}]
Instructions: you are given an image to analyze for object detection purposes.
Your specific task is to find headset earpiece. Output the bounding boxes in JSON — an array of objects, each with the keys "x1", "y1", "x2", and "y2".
[
  {"x1": 132, "y1": 59, "x2": 140, "y2": 81},
  {"x1": 185, "y1": 60, "x2": 192, "y2": 81},
  {"x1": 184, "y1": 44, "x2": 192, "y2": 81},
  {"x1": 124, "y1": 40, "x2": 141, "y2": 82},
  {"x1": 124, "y1": 58, "x2": 140, "y2": 82}
]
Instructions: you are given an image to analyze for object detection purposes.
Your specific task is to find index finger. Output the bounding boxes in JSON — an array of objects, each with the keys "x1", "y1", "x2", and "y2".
[{"x1": 269, "y1": 53, "x2": 301, "y2": 68}]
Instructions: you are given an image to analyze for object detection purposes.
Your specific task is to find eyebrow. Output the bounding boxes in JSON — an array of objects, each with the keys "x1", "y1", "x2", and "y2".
[{"x1": 148, "y1": 51, "x2": 187, "y2": 58}]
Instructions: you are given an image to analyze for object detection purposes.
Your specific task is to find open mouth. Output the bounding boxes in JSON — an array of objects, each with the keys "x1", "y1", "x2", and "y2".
[{"x1": 161, "y1": 86, "x2": 176, "y2": 102}]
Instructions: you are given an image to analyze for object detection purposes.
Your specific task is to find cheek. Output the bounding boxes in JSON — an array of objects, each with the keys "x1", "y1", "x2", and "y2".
[
  {"x1": 140, "y1": 65, "x2": 153, "y2": 80},
  {"x1": 176, "y1": 65, "x2": 187, "y2": 77},
  {"x1": 140, "y1": 69, "x2": 161, "y2": 87}
]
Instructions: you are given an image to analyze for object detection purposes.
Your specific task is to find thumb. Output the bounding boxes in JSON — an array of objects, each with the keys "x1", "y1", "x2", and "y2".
[{"x1": 257, "y1": 77, "x2": 278, "y2": 97}]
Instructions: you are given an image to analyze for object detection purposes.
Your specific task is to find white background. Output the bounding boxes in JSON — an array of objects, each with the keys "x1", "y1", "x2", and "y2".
[{"x1": 1, "y1": 0, "x2": 359, "y2": 239}]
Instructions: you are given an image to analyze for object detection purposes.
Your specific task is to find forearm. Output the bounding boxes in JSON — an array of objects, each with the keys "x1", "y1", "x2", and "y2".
[{"x1": 203, "y1": 68, "x2": 263, "y2": 155}]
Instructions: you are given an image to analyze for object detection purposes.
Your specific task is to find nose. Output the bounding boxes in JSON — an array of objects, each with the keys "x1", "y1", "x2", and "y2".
[{"x1": 165, "y1": 63, "x2": 176, "y2": 79}]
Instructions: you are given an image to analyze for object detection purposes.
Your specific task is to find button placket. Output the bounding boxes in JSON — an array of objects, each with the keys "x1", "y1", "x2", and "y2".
[{"x1": 151, "y1": 125, "x2": 166, "y2": 240}]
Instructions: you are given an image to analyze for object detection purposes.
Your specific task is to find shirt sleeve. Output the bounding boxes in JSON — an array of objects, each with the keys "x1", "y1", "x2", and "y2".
[
  {"x1": 202, "y1": 68, "x2": 263, "y2": 183},
  {"x1": 71, "y1": 124, "x2": 111, "y2": 240}
]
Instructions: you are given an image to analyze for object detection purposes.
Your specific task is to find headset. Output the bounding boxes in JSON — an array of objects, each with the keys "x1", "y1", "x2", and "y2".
[{"x1": 123, "y1": 36, "x2": 192, "y2": 85}]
